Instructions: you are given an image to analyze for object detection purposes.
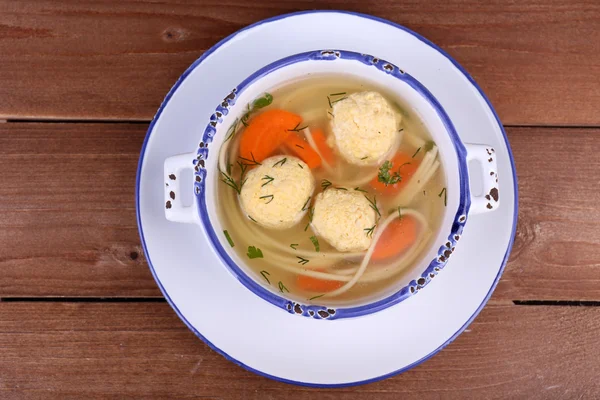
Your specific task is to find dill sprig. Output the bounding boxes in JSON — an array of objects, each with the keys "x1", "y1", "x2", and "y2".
[
  {"x1": 309, "y1": 294, "x2": 325, "y2": 301},
  {"x1": 302, "y1": 196, "x2": 311, "y2": 211},
  {"x1": 354, "y1": 187, "x2": 368, "y2": 193},
  {"x1": 224, "y1": 118, "x2": 239, "y2": 142},
  {"x1": 220, "y1": 171, "x2": 244, "y2": 194},
  {"x1": 259, "y1": 194, "x2": 274, "y2": 204},
  {"x1": 304, "y1": 207, "x2": 314, "y2": 231},
  {"x1": 364, "y1": 225, "x2": 376, "y2": 238},
  {"x1": 309, "y1": 236, "x2": 320, "y2": 252},
  {"x1": 273, "y1": 157, "x2": 287, "y2": 167},
  {"x1": 248, "y1": 215, "x2": 258, "y2": 223},
  {"x1": 321, "y1": 179, "x2": 332, "y2": 190},
  {"x1": 261, "y1": 175, "x2": 274, "y2": 187},
  {"x1": 364, "y1": 194, "x2": 381, "y2": 217},
  {"x1": 329, "y1": 92, "x2": 346, "y2": 96},
  {"x1": 288, "y1": 122, "x2": 308, "y2": 132},
  {"x1": 327, "y1": 96, "x2": 332, "y2": 108},
  {"x1": 438, "y1": 187, "x2": 447, "y2": 206},
  {"x1": 260, "y1": 270, "x2": 271, "y2": 284},
  {"x1": 296, "y1": 256, "x2": 309, "y2": 265},
  {"x1": 297, "y1": 163, "x2": 304, "y2": 169},
  {"x1": 412, "y1": 147, "x2": 422, "y2": 158},
  {"x1": 327, "y1": 111, "x2": 334, "y2": 118},
  {"x1": 290, "y1": 243, "x2": 299, "y2": 250},
  {"x1": 238, "y1": 152, "x2": 261, "y2": 166},
  {"x1": 278, "y1": 281, "x2": 289, "y2": 293},
  {"x1": 331, "y1": 96, "x2": 347, "y2": 104}
]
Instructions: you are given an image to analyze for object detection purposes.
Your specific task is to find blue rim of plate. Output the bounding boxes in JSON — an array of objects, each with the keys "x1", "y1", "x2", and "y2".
[
  {"x1": 194, "y1": 49, "x2": 471, "y2": 320},
  {"x1": 136, "y1": 10, "x2": 518, "y2": 388}
]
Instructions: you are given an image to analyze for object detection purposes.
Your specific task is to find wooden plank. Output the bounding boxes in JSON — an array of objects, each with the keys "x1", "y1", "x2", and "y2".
[
  {"x1": 0, "y1": 123, "x2": 161, "y2": 297},
  {"x1": 1, "y1": 123, "x2": 600, "y2": 299},
  {"x1": 496, "y1": 127, "x2": 600, "y2": 300},
  {"x1": 0, "y1": 302, "x2": 597, "y2": 399},
  {"x1": 0, "y1": 0, "x2": 598, "y2": 125}
]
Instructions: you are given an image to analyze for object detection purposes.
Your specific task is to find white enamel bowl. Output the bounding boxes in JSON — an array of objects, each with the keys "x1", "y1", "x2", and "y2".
[{"x1": 136, "y1": 11, "x2": 517, "y2": 387}]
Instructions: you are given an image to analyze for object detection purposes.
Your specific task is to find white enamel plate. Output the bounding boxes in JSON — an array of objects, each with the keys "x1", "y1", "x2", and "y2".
[{"x1": 136, "y1": 11, "x2": 518, "y2": 386}]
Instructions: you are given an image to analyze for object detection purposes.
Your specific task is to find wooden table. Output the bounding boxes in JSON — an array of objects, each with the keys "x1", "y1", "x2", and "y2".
[{"x1": 1, "y1": 1, "x2": 599, "y2": 398}]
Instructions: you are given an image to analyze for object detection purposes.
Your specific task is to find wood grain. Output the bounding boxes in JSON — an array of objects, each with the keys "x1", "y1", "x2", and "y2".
[
  {"x1": 0, "y1": 302, "x2": 597, "y2": 399},
  {"x1": 499, "y1": 127, "x2": 600, "y2": 300},
  {"x1": 0, "y1": 0, "x2": 598, "y2": 125},
  {"x1": 2, "y1": 123, "x2": 599, "y2": 300},
  {"x1": 0, "y1": 123, "x2": 160, "y2": 297}
]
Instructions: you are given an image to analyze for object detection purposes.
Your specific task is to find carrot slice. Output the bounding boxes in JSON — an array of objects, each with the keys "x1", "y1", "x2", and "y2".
[
  {"x1": 297, "y1": 272, "x2": 344, "y2": 293},
  {"x1": 370, "y1": 152, "x2": 419, "y2": 195},
  {"x1": 371, "y1": 215, "x2": 418, "y2": 261},
  {"x1": 311, "y1": 128, "x2": 336, "y2": 166},
  {"x1": 239, "y1": 109, "x2": 302, "y2": 162},
  {"x1": 283, "y1": 133, "x2": 321, "y2": 168}
]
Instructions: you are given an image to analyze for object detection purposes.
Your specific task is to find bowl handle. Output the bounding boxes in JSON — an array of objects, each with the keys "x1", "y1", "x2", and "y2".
[
  {"x1": 163, "y1": 152, "x2": 199, "y2": 224},
  {"x1": 465, "y1": 144, "x2": 500, "y2": 215}
]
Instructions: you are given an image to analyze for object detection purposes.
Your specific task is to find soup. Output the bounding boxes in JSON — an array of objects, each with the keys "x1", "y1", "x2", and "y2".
[{"x1": 216, "y1": 75, "x2": 445, "y2": 305}]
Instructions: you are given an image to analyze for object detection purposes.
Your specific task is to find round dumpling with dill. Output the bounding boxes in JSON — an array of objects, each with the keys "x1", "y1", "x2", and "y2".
[
  {"x1": 311, "y1": 189, "x2": 377, "y2": 252},
  {"x1": 240, "y1": 155, "x2": 315, "y2": 230},
  {"x1": 329, "y1": 91, "x2": 400, "y2": 166}
]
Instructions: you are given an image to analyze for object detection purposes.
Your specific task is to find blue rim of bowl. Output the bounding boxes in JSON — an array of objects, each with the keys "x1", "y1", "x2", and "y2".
[
  {"x1": 193, "y1": 49, "x2": 470, "y2": 320},
  {"x1": 136, "y1": 10, "x2": 518, "y2": 388}
]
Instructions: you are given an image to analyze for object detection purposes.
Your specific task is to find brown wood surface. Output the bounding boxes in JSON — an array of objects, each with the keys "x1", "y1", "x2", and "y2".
[
  {"x1": 2, "y1": 123, "x2": 599, "y2": 300},
  {"x1": 2, "y1": 0, "x2": 600, "y2": 397},
  {"x1": 0, "y1": 0, "x2": 598, "y2": 125},
  {"x1": 0, "y1": 302, "x2": 598, "y2": 399}
]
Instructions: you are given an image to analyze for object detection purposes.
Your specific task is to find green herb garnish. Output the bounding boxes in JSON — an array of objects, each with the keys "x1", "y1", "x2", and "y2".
[
  {"x1": 327, "y1": 111, "x2": 334, "y2": 118},
  {"x1": 309, "y1": 294, "x2": 325, "y2": 301},
  {"x1": 412, "y1": 147, "x2": 422, "y2": 158},
  {"x1": 290, "y1": 243, "x2": 299, "y2": 250},
  {"x1": 252, "y1": 93, "x2": 273, "y2": 109},
  {"x1": 364, "y1": 225, "x2": 376, "y2": 238},
  {"x1": 331, "y1": 96, "x2": 347, "y2": 104},
  {"x1": 260, "y1": 270, "x2": 271, "y2": 284},
  {"x1": 259, "y1": 194, "x2": 274, "y2": 204},
  {"x1": 278, "y1": 281, "x2": 289, "y2": 293},
  {"x1": 248, "y1": 215, "x2": 258, "y2": 223},
  {"x1": 302, "y1": 196, "x2": 311, "y2": 211},
  {"x1": 309, "y1": 236, "x2": 320, "y2": 252},
  {"x1": 239, "y1": 152, "x2": 261, "y2": 166},
  {"x1": 378, "y1": 160, "x2": 402, "y2": 186},
  {"x1": 438, "y1": 187, "x2": 447, "y2": 206},
  {"x1": 298, "y1": 163, "x2": 304, "y2": 169},
  {"x1": 321, "y1": 179, "x2": 332, "y2": 190},
  {"x1": 297, "y1": 256, "x2": 309, "y2": 265},
  {"x1": 354, "y1": 187, "x2": 368, "y2": 193},
  {"x1": 361, "y1": 156, "x2": 368, "y2": 160},
  {"x1": 364, "y1": 195, "x2": 381, "y2": 217},
  {"x1": 261, "y1": 175, "x2": 274, "y2": 187},
  {"x1": 296, "y1": 144, "x2": 305, "y2": 149},
  {"x1": 304, "y1": 207, "x2": 314, "y2": 231},
  {"x1": 288, "y1": 122, "x2": 308, "y2": 132},
  {"x1": 247, "y1": 246, "x2": 263, "y2": 259},
  {"x1": 220, "y1": 171, "x2": 244, "y2": 194},
  {"x1": 273, "y1": 157, "x2": 287, "y2": 167},
  {"x1": 329, "y1": 92, "x2": 346, "y2": 96},
  {"x1": 327, "y1": 96, "x2": 332, "y2": 108},
  {"x1": 397, "y1": 207, "x2": 402, "y2": 219},
  {"x1": 224, "y1": 118, "x2": 240, "y2": 142},
  {"x1": 223, "y1": 230, "x2": 234, "y2": 247}
]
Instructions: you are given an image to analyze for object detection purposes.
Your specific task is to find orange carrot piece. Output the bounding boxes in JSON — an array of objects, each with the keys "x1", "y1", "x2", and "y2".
[
  {"x1": 239, "y1": 109, "x2": 302, "y2": 162},
  {"x1": 370, "y1": 152, "x2": 419, "y2": 195},
  {"x1": 371, "y1": 215, "x2": 418, "y2": 261},
  {"x1": 311, "y1": 128, "x2": 336, "y2": 166},
  {"x1": 283, "y1": 133, "x2": 321, "y2": 168},
  {"x1": 297, "y1": 272, "x2": 344, "y2": 293}
]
